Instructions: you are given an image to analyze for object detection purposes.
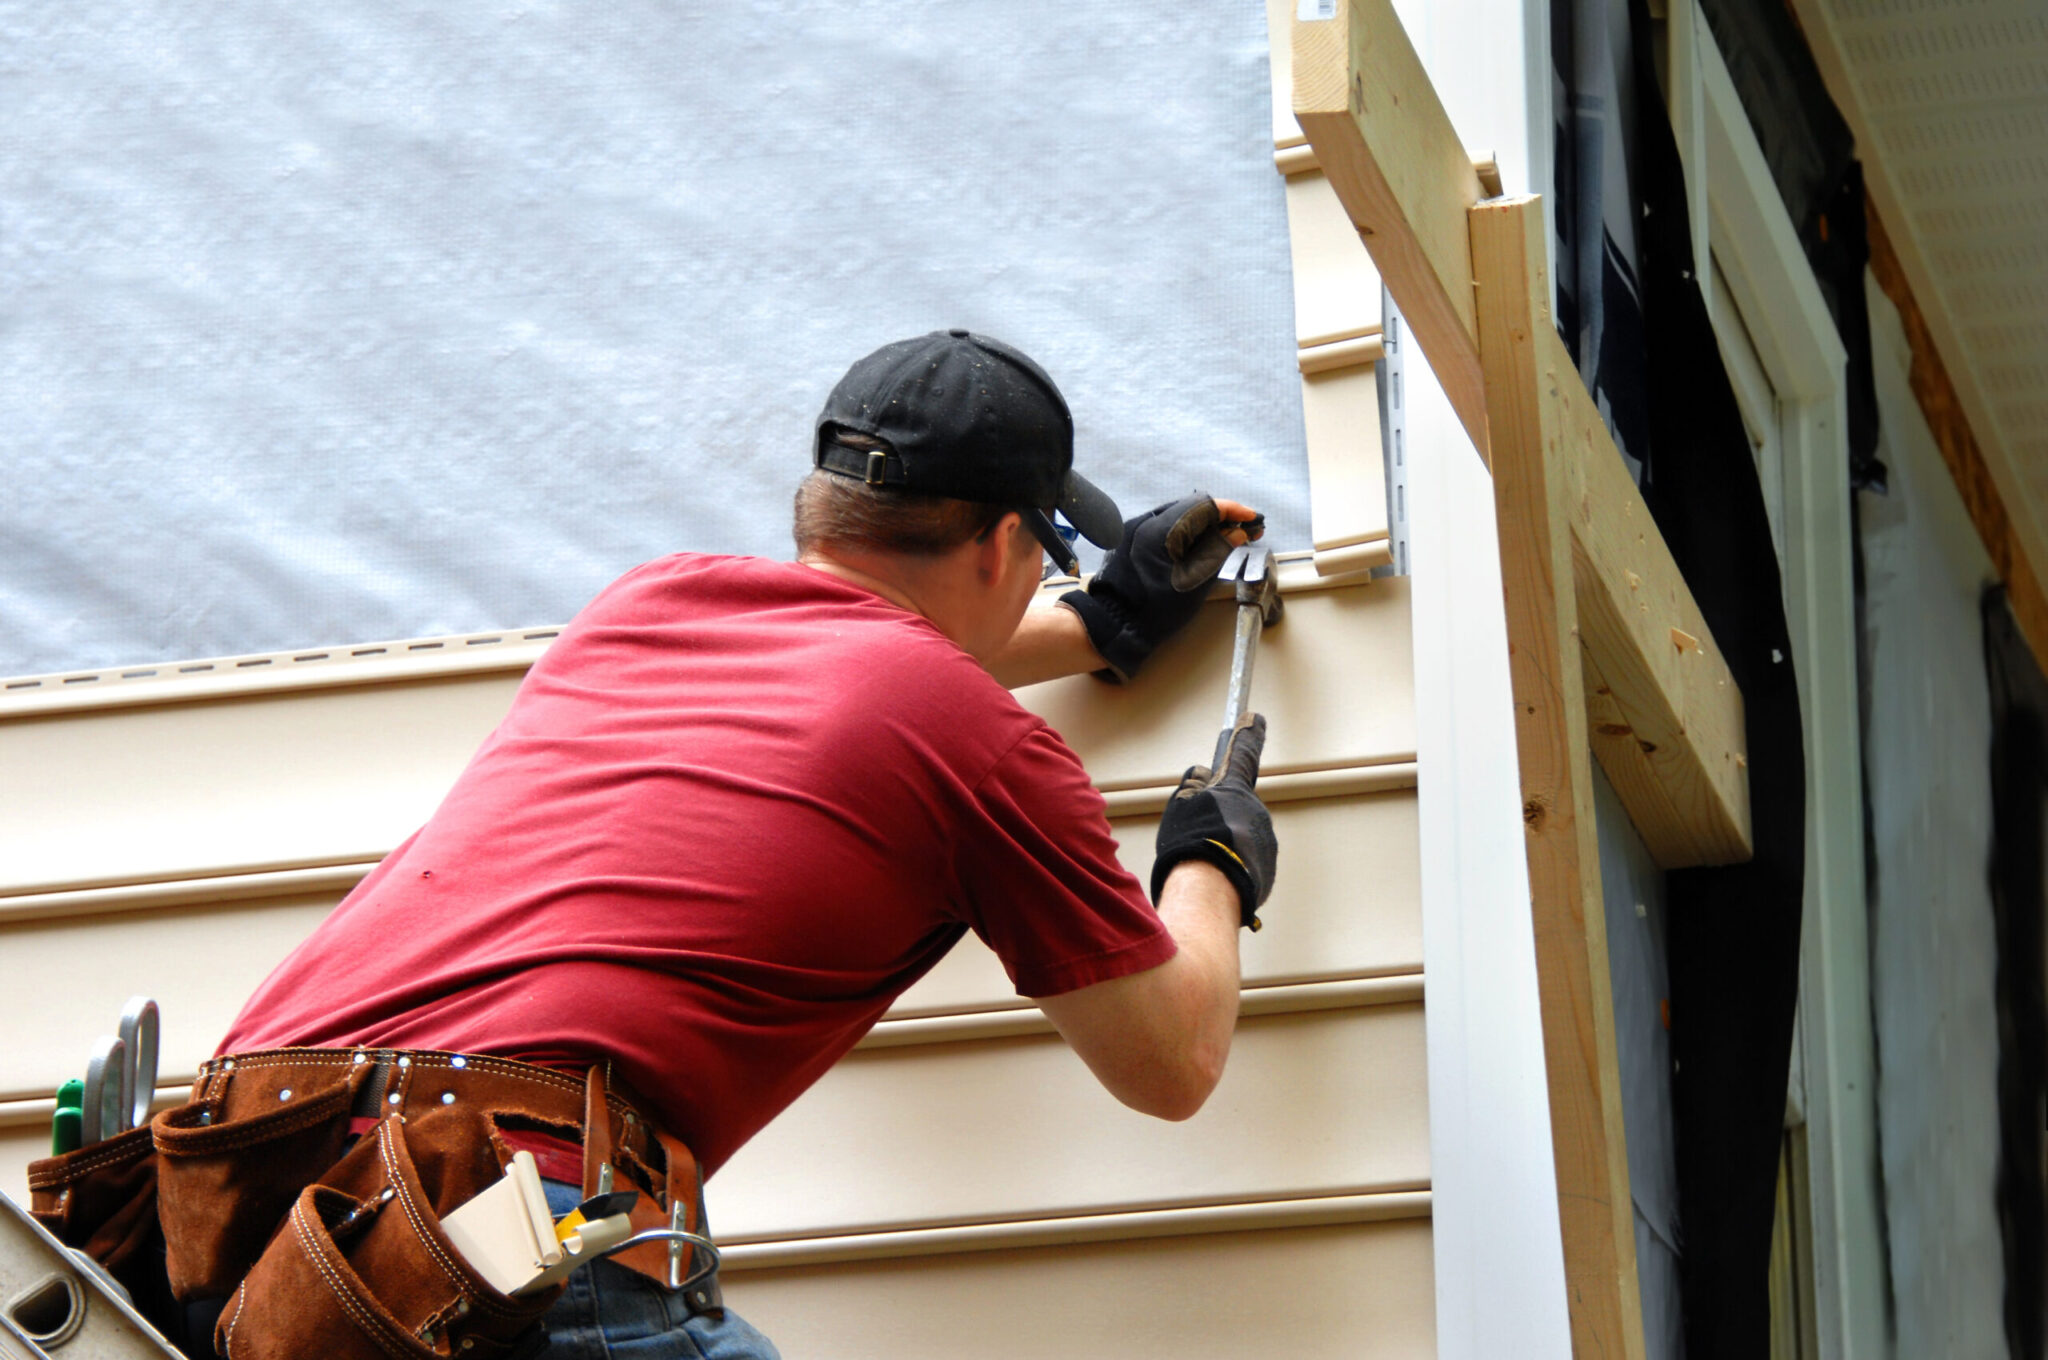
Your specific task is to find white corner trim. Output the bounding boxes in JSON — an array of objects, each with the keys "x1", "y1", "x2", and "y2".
[
  {"x1": 1406, "y1": 319, "x2": 1573, "y2": 1358},
  {"x1": 1696, "y1": 26, "x2": 1847, "y2": 399},
  {"x1": 1669, "y1": 3, "x2": 1883, "y2": 1353}
]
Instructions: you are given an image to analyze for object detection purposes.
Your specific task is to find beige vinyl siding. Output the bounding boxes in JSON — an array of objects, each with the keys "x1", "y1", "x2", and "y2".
[
  {"x1": 716, "y1": 1004, "x2": 1428, "y2": 1242},
  {"x1": 731, "y1": 1219, "x2": 1438, "y2": 1360},
  {"x1": 0, "y1": 565, "x2": 1426, "y2": 1355},
  {"x1": 0, "y1": 788, "x2": 1419, "y2": 1107}
]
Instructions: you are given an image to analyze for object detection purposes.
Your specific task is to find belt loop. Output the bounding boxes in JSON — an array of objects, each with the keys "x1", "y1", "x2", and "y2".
[
  {"x1": 350, "y1": 1052, "x2": 405, "y2": 1120},
  {"x1": 387, "y1": 1052, "x2": 413, "y2": 1120},
  {"x1": 203, "y1": 1053, "x2": 238, "y2": 1105}
]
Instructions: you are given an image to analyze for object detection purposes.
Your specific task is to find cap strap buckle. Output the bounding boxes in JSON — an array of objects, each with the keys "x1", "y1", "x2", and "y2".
[{"x1": 864, "y1": 451, "x2": 887, "y2": 486}]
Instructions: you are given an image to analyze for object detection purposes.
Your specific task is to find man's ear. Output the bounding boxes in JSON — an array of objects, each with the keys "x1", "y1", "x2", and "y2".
[{"x1": 977, "y1": 512, "x2": 1026, "y2": 584}]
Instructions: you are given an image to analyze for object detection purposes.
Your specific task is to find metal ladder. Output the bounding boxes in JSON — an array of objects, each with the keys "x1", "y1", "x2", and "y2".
[{"x1": 0, "y1": 1193, "x2": 178, "y2": 1359}]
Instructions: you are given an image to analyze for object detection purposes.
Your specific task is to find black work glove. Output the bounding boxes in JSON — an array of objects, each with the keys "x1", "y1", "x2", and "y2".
[
  {"x1": 1150, "y1": 714, "x2": 1278, "y2": 930},
  {"x1": 1059, "y1": 493, "x2": 1257, "y2": 682}
]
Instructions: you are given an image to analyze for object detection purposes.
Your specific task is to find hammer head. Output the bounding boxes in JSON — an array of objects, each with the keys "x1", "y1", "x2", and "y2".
[{"x1": 1219, "y1": 543, "x2": 1283, "y2": 626}]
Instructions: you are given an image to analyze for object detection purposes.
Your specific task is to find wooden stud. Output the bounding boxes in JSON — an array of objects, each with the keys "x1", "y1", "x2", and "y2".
[
  {"x1": 1293, "y1": 0, "x2": 1490, "y2": 458},
  {"x1": 1286, "y1": 0, "x2": 1751, "y2": 1343},
  {"x1": 1470, "y1": 192, "x2": 1648, "y2": 1360}
]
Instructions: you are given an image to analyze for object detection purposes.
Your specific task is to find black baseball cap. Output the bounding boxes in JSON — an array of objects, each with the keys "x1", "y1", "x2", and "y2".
[{"x1": 813, "y1": 329, "x2": 1123, "y2": 575}]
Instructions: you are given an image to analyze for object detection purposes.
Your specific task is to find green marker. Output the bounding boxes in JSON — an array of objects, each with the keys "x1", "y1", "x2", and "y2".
[{"x1": 52, "y1": 1079, "x2": 83, "y2": 1156}]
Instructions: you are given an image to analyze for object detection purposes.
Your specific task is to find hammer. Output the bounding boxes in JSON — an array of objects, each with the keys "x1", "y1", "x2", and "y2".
[{"x1": 1212, "y1": 543, "x2": 1283, "y2": 773}]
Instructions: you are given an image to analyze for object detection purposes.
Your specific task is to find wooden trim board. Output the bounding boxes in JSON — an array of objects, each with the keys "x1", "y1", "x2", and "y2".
[
  {"x1": 1471, "y1": 194, "x2": 1647, "y2": 1360},
  {"x1": 1550, "y1": 318, "x2": 1752, "y2": 867},
  {"x1": 1290, "y1": 0, "x2": 1748, "y2": 869}
]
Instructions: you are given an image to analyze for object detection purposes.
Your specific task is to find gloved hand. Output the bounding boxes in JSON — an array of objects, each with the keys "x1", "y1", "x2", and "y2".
[
  {"x1": 1150, "y1": 713, "x2": 1278, "y2": 930},
  {"x1": 1059, "y1": 493, "x2": 1258, "y2": 682}
]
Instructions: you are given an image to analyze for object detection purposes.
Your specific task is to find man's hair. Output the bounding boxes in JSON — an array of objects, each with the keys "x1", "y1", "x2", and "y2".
[{"x1": 793, "y1": 432, "x2": 1012, "y2": 558}]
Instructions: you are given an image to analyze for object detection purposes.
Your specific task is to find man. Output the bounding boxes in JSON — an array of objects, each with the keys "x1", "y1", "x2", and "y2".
[{"x1": 208, "y1": 329, "x2": 1279, "y2": 1357}]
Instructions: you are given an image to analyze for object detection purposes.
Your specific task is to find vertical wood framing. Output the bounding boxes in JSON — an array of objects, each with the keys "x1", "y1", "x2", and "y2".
[
  {"x1": 1291, "y1": 0, "x2": 1750, "y2": 867},
  {"x1": 1471, "y1": 193, "x2": 1647, "y2": 1360},
  {"x1": 1291, "y1": 0, "x2": 1758, "y2": 1344}
]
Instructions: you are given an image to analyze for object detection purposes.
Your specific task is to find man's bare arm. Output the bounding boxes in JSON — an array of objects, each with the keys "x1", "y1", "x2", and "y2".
[
  {"x1": 1032, "y1": 860, "x2": 1242, "y2": 1120},
  {"x1": 986, "y1": 600, "x2": 1105, "y2": 690}
]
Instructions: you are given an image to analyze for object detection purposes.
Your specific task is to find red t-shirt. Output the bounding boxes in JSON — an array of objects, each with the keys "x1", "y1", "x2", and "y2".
[{"x1": 223, "y1": 554, "x2": 1173, "y2": 1174}]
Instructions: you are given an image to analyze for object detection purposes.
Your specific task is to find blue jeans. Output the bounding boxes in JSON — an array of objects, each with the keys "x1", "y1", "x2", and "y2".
[{"x1": 540, "y1": 1180, "x2": 780, "y2": 1359}]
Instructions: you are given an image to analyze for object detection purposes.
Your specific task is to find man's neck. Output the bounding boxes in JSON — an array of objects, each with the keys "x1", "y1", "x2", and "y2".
[{"x1": 796, "y1": 552, "x2": 929, "y2": 621}]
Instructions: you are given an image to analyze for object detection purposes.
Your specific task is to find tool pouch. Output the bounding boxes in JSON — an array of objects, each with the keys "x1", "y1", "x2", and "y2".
[
  {"x1": 217, "y1": 1115, "x2": 559, "y2": 1360},
  {"x1": 151, "y1": 1061, "x2": 361, "y2": 1299},
  {"x1": 579, "y1": 1064, "x2": 721, "y2": 1312},
  {"x1": 25, "y1": 1122, "x2": 161, "y2": 1283}
]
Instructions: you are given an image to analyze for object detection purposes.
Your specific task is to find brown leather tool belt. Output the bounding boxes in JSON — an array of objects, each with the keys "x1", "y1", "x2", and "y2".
[{"x1": 30, "y1": 1047, "x2": 721, "y2": 1360}]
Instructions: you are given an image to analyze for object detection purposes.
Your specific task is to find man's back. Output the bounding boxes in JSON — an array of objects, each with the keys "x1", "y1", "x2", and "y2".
[{"x1": 223, "y1": 552, "x2": 1167, "y2": 1172}]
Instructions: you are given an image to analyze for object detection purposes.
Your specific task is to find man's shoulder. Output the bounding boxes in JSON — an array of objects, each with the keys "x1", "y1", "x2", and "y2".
[
  {"x1": 599, "y1": 551, "x2": 799, "y2": 601},
  {"x1": 581, "y1": 553, "x2": 1031, "y2": 713},
  {"x1": 576, "y1": 553, "x2": 886, "y2": 628}
]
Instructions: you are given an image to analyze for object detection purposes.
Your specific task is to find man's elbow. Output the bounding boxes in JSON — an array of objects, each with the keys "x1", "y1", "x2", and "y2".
[
  {"x1": 1117, "y1": 1043, "x2": 1228, "y2": 1122},
  {"x1": 1134, "y1": 1082, "x2": 1213, "y2": 1124}
]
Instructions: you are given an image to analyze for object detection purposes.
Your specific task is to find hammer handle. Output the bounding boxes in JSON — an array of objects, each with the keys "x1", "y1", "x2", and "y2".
[{"x1": 1214, "y1": 603, "x2": 1264, "y2": 770}]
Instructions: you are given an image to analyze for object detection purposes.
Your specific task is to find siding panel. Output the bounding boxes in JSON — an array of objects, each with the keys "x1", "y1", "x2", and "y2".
[
  {"x1": 0, "y1": 571, "x2": 1430, "y2": 1360},
  {"x1": 896, "y1": 789, "x2": 1422, "y2": 1015},
  {"x1": 713, "y1": 1005, "x2": 1428, "y2": 1242},
  {"x1": 0, "y1": 792, "x2": 1418, "y2": 1102},
  {"x1": 727, "y1": 1218, "x2": 1437, "y2": 1360},
  {"x1": 0, "y1": 580, "x2": 1412, "y2": 899}
]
